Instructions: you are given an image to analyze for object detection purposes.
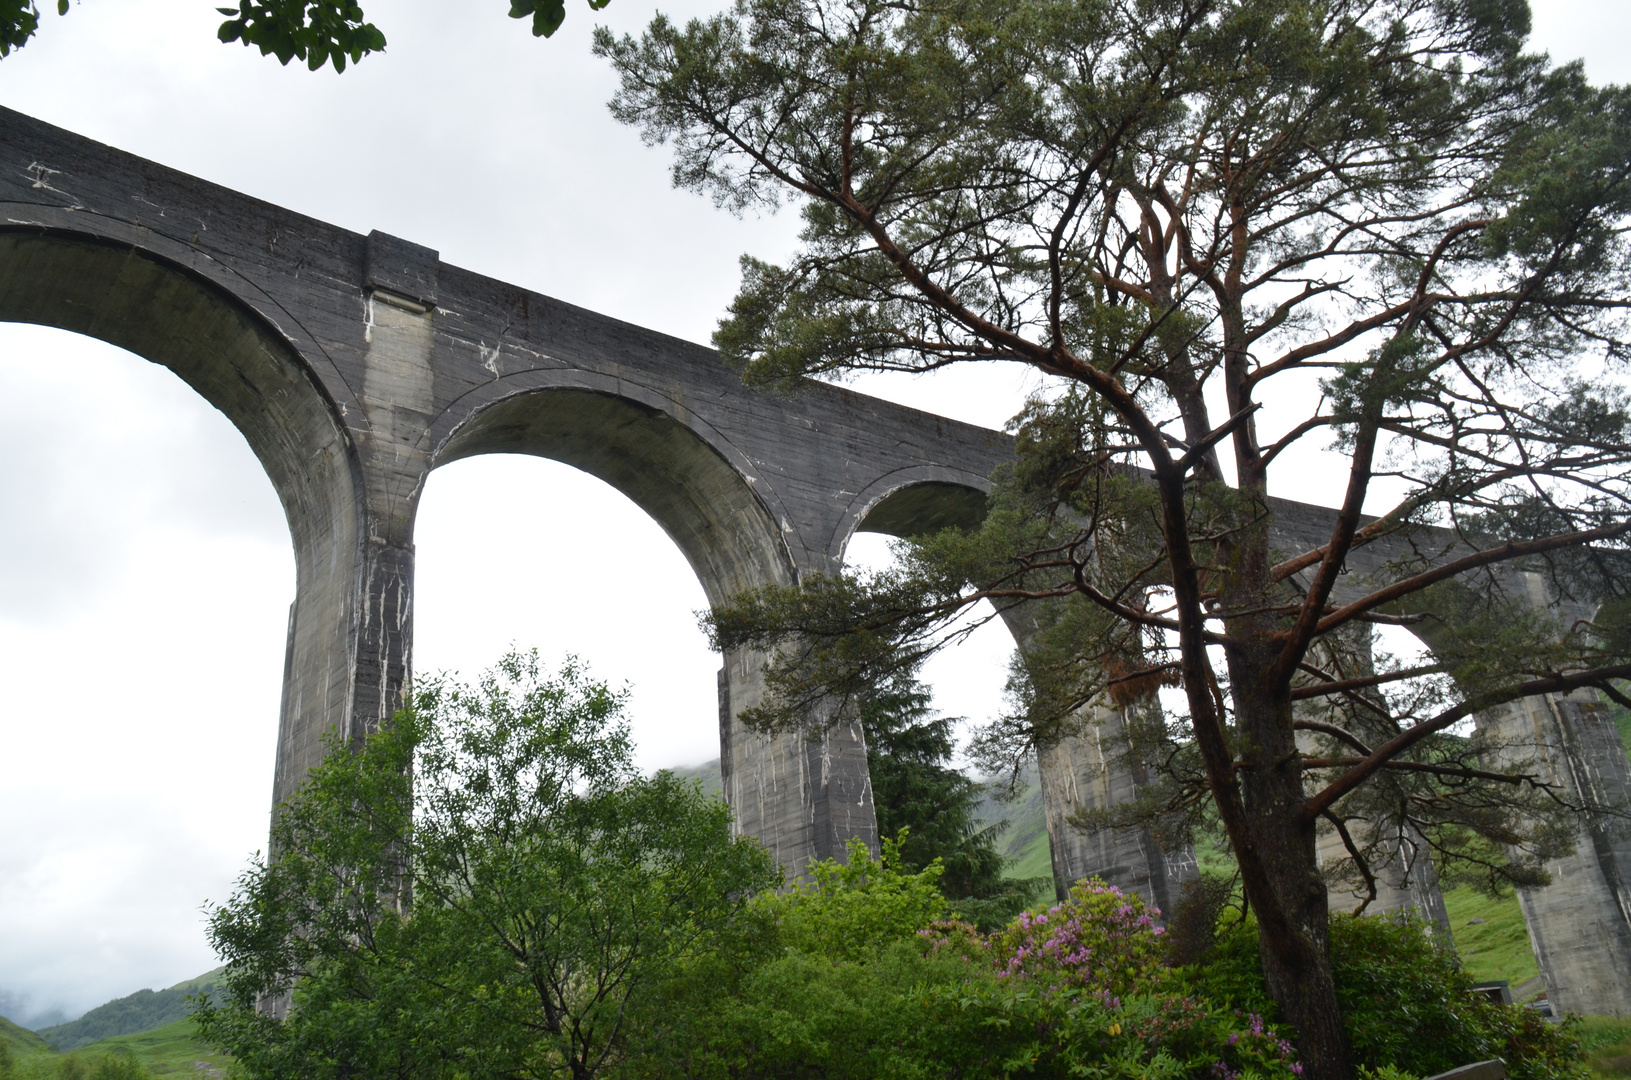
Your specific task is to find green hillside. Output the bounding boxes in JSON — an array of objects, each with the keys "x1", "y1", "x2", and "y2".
[
  {"x1": 664, "y1": 758, "x2": 723, "y2": 801},
  {"x1": 74, "y1": 1018, "x2": 229, "y2": 1078},
  {"x1": 974, "y1": 768, "x2": 1052, "y2": 881},
  {"x1": 37, "y1": 970, "x2": 227, "y2": 1051},
  {"x1": 0, "y1": 1014, "x2": 55, "y2": 1059}
]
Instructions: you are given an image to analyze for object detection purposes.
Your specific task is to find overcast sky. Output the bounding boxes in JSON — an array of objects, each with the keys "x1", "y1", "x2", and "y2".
[{"x1": 0, "y1": 0, "x2": 1626, "y2": 1030}]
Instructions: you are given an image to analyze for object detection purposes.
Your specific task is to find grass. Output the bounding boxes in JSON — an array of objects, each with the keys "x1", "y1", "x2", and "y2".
[
  {"x1": 1440, "y1": 886, "x2": 1541, "y2": 989},
  {"x1": 73, "y1": 1019, "x2": 228, "y2": 1079},
  {"x1": 1576, "y1": 1017, "x2": 1631, "y2": 1079},
  {"x1": 0, "y1": 1015, "x2": 55, "y2": 1059}
]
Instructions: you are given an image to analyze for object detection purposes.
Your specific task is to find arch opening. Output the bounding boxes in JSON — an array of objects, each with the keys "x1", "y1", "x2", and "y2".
[
  {"x1": 0, "y1": 322, "x2": 294, "y2": 1029},
  {"x1": 0, "y1": 226, "x2": 367, "y2": 806},
  {"x1": 411, "y1": 452, "x2": 726, "y2": 776},
  {"x1": 424, "y1": 384, "x2": 804, "y2": 808},
  {"x1": 434, "y1": 387, "x2": 793, "y2": 607}
]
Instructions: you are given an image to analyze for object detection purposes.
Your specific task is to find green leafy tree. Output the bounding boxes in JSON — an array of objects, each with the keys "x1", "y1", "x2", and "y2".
[
  {"x1": 195, "y1": 651, "x2": 779, "y2": 1080},
  {"x1": 595, "y1": 1, "x2": 1631, "y2": 1076},
  {"x1": 0, "y1": 0, "x2": 611, "y2": 69},
  {"x1": 860, "y1": 671, "x2": 1041, "y2": 923}
]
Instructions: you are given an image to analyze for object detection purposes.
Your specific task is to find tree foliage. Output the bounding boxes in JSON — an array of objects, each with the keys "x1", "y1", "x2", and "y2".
[
  {"x1": 597, "y1": 1, "x2": 1631, "y2": 1075},
  {"x1": 0, "y1": 0, "x2": 612, "y2": 69},
  {"x1": 622, "y1": 846, "x2": 1305, "y2": 1080},
  {"x1": 195, "y1": 652, "x2": 778, "y2": 1080},
  {"x1": 859, "y1": 671, "x2": 1043, "y2": 923}
]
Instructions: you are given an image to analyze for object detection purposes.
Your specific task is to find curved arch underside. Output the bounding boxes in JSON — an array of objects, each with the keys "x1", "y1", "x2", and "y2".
[
  {"x1": 0, "y1": 228, "x2": 364, "y2": 807},
  {"x1": 855, "y1": 480, "x2": 987, "y2": 540},
  {"x1": 435, "y1": 388, "x2": 793, "y2": 605}
]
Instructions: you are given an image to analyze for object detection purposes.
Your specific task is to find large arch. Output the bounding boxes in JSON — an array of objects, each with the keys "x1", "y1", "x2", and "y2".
[
  {"x1": 835, "y1": 472, "x2": 1199, "y2": 910},
  {"x1": 430, "y1": 384, "x2": 874, "y2": 875},
  {"x1": 0, "y1": 226, "x2": 365, "y2": 813}
]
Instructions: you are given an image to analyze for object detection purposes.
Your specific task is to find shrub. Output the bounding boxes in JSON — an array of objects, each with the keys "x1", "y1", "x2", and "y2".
[
  {"x1": 1186, "y1": 912, "x2": 1585, "y2": 1080},
  {"x1": 622, "y1": 870, "x2": 1302, "y2": 1080}
]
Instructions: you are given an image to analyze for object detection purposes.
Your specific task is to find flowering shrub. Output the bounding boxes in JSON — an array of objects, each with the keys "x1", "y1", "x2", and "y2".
[
  {"x1": 987, "y1": 879, "x2": 1167, "y2": 993},
  {"x1": 916, "y1": 880, "x2": 1303, "y2": 1080},
  {"x1": 1188, "y1": 912, "x2": 1587, "y2": 1080}
]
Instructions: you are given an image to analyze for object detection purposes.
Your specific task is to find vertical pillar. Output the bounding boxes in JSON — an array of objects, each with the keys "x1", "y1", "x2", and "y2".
[
  {"x1": 271, "y1": 232, "x2": 438, "y2": 813},
  {"x1": 1033, "y1": 700, "x2": 1197, "y2": 910},
  {"x1": 1478, "y1": 687, "x2": 1631, "y2": 1014},
  {"x1": 1297, "y1": 626, "x2": 1451, "y2": 931},
  {"x1": 997, "y1": 603, "x2": 1195, "y2": 910},
  {"x1": 1313, "y1": 817, "x2": 1451, "y2": 931},
  {"x1": 717, "y1": 645, "x2": 879, "y2": 881}
]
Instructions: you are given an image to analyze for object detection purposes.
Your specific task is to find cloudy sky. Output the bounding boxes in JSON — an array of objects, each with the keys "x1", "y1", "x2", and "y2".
[{"x1": 0, "y1": 0, "x2": 1627, "y2": 1029}]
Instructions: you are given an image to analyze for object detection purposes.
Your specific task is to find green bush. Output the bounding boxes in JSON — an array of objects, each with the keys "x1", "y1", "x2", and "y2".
[
  {"x1": 619, "y1": 855, "x2": 1301, "y2": 1080},
  {"x1": 1186, "y1": 913, "x2": 1584, "y2": 1080}
]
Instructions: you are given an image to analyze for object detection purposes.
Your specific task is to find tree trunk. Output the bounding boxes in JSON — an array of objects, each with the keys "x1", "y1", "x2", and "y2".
[{"x1": 1233, "y1": 681, "x2": 1354, "y2": 1080}]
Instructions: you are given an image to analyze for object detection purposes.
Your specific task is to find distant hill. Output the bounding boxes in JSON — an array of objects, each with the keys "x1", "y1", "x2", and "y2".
[
  {"x1": 973, "y1": 767, "x2": 1052, "y2": 881},
  {"x1": 664, "y1": 758, "x2": 723, "y2": 801},
  {"x1": 76, "y1": 1016, "x2": 232, "y2": 1078},
  {"x1": 0, "y1": 1013, "x2": 54, "y2": 1058},
  {"x1": 36, "y1": 970, "x2": 228, "y2": 1051}
]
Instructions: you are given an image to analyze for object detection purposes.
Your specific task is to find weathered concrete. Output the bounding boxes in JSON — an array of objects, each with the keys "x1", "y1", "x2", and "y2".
[
  {"x1": 1480, "y1": 688, "x2": 1631, "y2": 1014},
  {"x1": 2, "y1": 105, "x2": 1629, "y2": 1002}
]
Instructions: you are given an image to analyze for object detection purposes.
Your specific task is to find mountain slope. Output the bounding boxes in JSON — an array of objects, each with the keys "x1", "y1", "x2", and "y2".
[
  {"x1": 77, "y1": 1017, "x2": 231, "y2": 1078},
  {"x1": 664, "y1": 758, "x2": 723, "y2": 801},
  {"x1": 37, "y1": 970, "x2": 228, "y2": 1051},
  {"x1": 0, "y1": 1013, "x2": 54, "y2": 1059}
]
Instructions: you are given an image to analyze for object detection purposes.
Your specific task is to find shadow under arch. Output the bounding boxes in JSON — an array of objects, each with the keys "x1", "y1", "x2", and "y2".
[
  {"x1": 0, "y1": 227, "x2": 364, "y2": 809},
  {"x1": 433, "y1": 386, "x2": 796, "y2": 605}
]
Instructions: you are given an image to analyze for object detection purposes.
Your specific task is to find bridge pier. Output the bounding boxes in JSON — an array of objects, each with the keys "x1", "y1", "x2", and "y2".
[
  {"x1": 717, "y1": 649, "x2": 879, "y2": 877},
  {"x1": 1479, "y1": 687, "x2": 1631, "y2": 1014},
  {"x1": 1033, "y1": 701, "x2": 1198, "y2": 911}
]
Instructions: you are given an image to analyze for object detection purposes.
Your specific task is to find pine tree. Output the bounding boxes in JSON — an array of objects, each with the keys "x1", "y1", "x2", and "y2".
[{"x1": 860, "y1": 674, "x2": 1040, "y2": 925}]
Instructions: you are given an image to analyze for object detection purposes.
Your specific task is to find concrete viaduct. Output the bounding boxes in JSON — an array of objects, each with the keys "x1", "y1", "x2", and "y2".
[{"x1": 3, "y1": 106, "x2": 1630, "y2": 1014}]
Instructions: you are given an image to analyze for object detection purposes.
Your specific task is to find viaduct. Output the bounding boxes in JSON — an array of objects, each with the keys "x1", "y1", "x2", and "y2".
[{"x1": 3, "y1": 106, "x2": 1630, "y2": 1014}]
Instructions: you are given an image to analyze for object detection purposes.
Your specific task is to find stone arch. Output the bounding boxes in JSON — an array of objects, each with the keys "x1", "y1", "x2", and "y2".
[
  {"x1": 433, "y1": 384, "x2": 795, "y2": 606},
  {"x1": 0, "y1": 225, "x2": 365, "y2": 811},
  {"x1": 1314, "y1": 570, "x2": 1631, "y2": 1014},
  {"x1": 833, "y1": 466, "x2": 991, "y2": 557},
  {"x1": 430, "y1": 384, "x2": 865, "y2": 874}
]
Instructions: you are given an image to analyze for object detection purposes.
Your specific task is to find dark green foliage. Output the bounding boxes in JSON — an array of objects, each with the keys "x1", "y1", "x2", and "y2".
[
  {"x1": 215, "y1": 1, "x2": 385, "y2": 73},
  {"x1": 37, "y1": 973, "x2": 227, "y2": 1052},
  {"x1": 508, "y1": 0, "x2": 613, "y2": 40},
  {"x1": 1187, "y1": 914, "x2": 1585, "y2": 1080},
  {"x1": 0, "y1": 0, "x2": 608, "y2": 67},
  {"x1": 619, "y1": 853, "x2": 1301, "y2": 1080},
  {"x1": 195, "y1": 651, "x2": 779, "y2": 1080},
  {"x1": 0, "y1": 1, "x2": 60, "y2": 58},
  {"x1": 859, "y1": 673, "x2": 1044, "y2": 925}
]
